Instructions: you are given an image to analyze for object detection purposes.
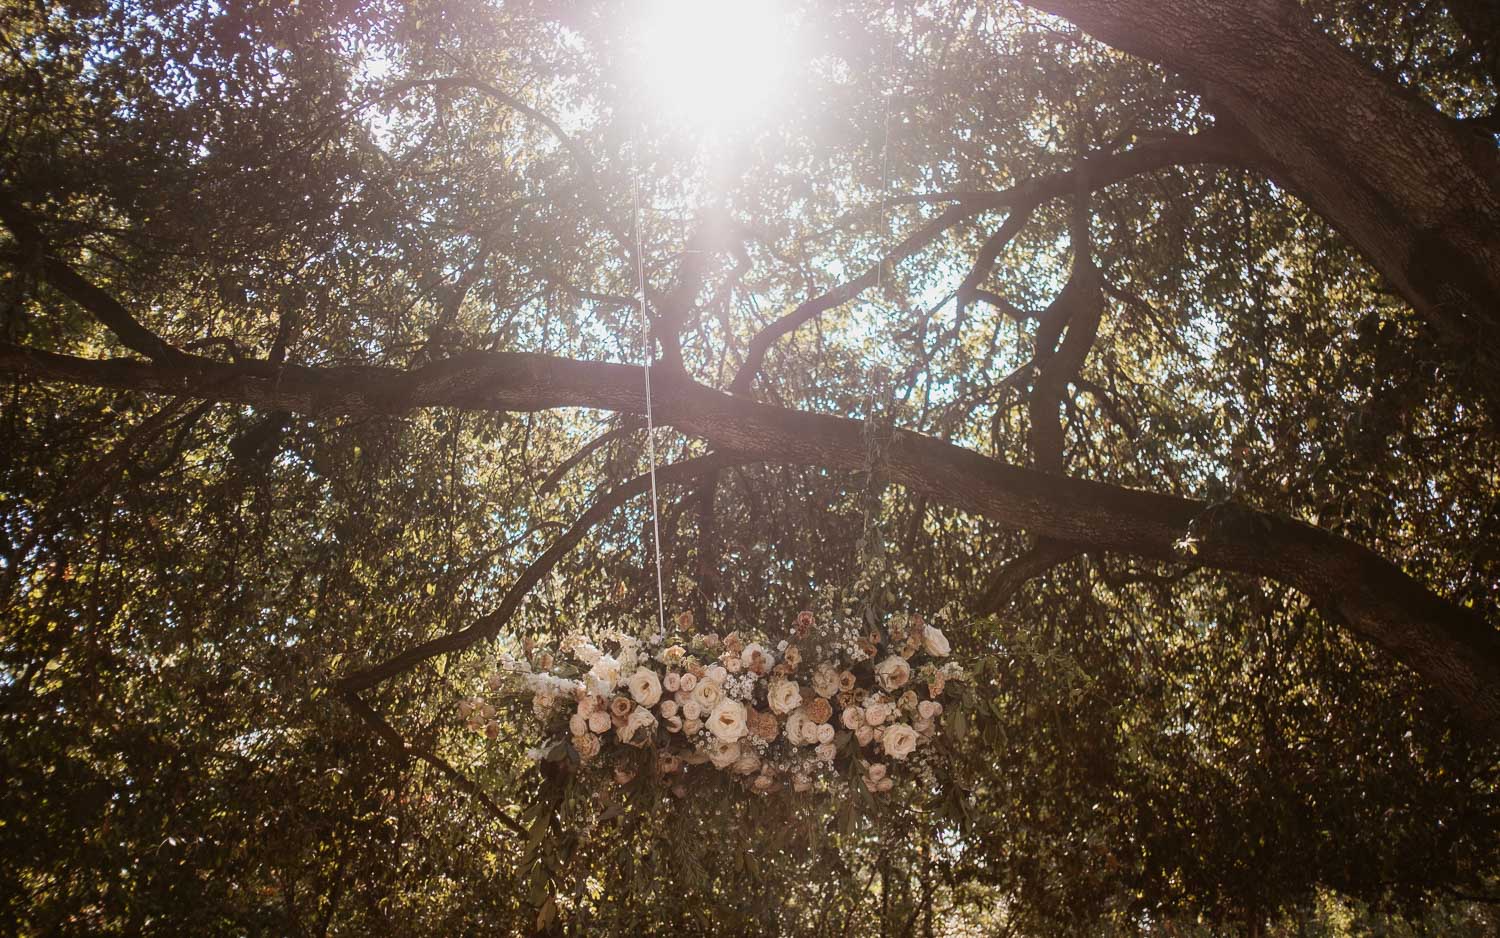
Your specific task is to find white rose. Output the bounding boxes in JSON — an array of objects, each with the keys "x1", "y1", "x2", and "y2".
[
  {"x1": 841, "y1": 706, "x2": 865, "y2": 729},
  {"x1": 682, "y1": 699, "x2": 702, "y2": 721},
  {"x1": 767, "y1": 679, "x2": 802, "y2": 715},
  {"x1": 690, "y1": 679, "x2": 723, "y2": 712},
  {"x1": 684, "y1": 718, "x2": 704, "y2": 734},
  {"x1": 664, "y1": 672, "x2": 681, "y2": 692},
  {"x1": 678, "y1": 672, "x2": 698, "y2": 692},
  {"x1": 706, "y1": 738, "x2": 741, "y2": 769},
  {"x1": 587, "y1": 710, "x2": 612, "y2": 734},
  {"x1": 707, "y1": 698, "x2": 749, "y2": 742},
  {"x1": 863, "y1": 702, "x2": 891, "y2": 726},
  {"x1": 586, "y1": 655, "x2": 623, "y2": 697},
  {"x1": 882, "y1": 722, "x2": 919, "y2": 760},
  {"x1": 731, "y1": 751, "x2": 761, "y2": 775},
  {"x1": 922, "y1": 626, "x2": 951, "y2": 658},
  {"x1": 814, "y1": 741, "x2": 836, "y2": 762},
  {"x1": 811, "y1": 664, "x2": 840, "y2": 698},
  {"x1": 616, "y1": 705, "x2": 657, "y2": 745},
  {"x1": 705, "y1": 665, "x2": 728, "y2": 684},
  {"x1": 659, "y1": 699, "x2": 679, "y2": 718},
  {"x1": 874, "y1": 655, "x2": 911, "y2": 692},
  {"x1": 665, "y1": 715, "x2": 684, "y2": 733},
  {"x1": 785, "y1": 709, "x2": 816, "y2": 746},
  {"x1": 627, "y1": 668, "x2": 662, "y2": 707},
  {"x1": 740, "y1": 642, "x2": 772, "y2": 671},
  {"x1": 815, "y1": 722, "x2": 836, "y2": 744},
  {"x1": 568, "y1": 713, "x2": 588, "y2": 736},
  {"x1": 917, "y1": 700, "x2": 941, "y2": 721}
]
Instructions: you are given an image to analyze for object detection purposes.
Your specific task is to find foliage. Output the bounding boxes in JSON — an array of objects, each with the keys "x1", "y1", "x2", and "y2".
[{"x1": 0, "y1": 0, "x2": 1497, "y2": 934}]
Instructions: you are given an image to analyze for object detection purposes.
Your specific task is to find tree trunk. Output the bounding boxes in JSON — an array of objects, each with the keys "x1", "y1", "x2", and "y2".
[{"x1": 1029, "y1": 0, "x2": 1500, "y2": 424}]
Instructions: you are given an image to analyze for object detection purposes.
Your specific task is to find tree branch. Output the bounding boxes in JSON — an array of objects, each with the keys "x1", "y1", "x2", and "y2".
[
  {"x1": 338, "y1": 452, "x2": 745, "y2": 693},
  {"x1": 6, "y1": 342, "x2": 1498, "y2": 729}
]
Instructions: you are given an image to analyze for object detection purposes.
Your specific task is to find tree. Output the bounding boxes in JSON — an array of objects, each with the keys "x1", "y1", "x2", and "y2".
[{"x1": 0, "y1": 0, "x2": 1496, "y2": 934}]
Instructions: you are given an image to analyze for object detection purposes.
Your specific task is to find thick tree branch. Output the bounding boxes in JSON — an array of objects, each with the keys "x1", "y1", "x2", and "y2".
[
  {"x1": 1021, "y1": 0, "x2": 1500, "y2": 424},
  {"x1": 7, "y1": 342, "x2": 1499, "y2": 729},
  {"x1": 975, "y1": 540, "x2": 1086, "y2": 614},
  {"x1": 0, "y1": 190, "x2": 189, "y2": 365}
]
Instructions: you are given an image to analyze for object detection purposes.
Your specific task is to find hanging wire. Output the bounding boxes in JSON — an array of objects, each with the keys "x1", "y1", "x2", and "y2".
[
  {"x1": 632, "y1": 146, "x2": 669, "y2": 638},
  {"x1": 876, "y1": 3, "x2": 896, "y2": 289}
]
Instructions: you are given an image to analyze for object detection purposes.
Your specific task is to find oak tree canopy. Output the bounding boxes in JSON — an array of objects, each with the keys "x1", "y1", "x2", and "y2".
[{"x1": 1, "y1": 0, "x2": 1498, "y2": 933}]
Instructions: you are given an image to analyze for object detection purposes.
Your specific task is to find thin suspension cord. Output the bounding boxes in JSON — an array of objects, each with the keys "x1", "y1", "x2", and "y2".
[
  {"x1": 632, "y1": 150, "x2": 669, "y2": 636},
  {"x1": 876, "y1": 2, "x2": 896, "y2": 288}
]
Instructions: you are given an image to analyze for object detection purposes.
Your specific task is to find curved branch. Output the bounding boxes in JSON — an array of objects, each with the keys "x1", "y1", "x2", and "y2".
[
  {"x1": 0, "y1": 190, "x2": 189, "y2": 365},
  {"x1": 338, "y1": 452, "x2": 746, "y2": 693},
  {"x1": 729, "y1": 128, "x2": 1248, "y2": 394},
  {"x1": 340, "y1": 689, "x2": 526, "y2": 835},
  {"x1": 6, "y1": 343, "x2": 1498, "y2": 729}
]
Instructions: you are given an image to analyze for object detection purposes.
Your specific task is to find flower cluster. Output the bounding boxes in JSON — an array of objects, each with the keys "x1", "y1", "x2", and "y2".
[{"x1": 460, "y1": 609, "x2": 965, "y2": 796}]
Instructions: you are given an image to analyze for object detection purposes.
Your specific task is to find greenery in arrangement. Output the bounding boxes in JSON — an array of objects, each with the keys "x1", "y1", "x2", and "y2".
[{"x1": 1, "y1": 0, "x2": 1498, "y2": 934}]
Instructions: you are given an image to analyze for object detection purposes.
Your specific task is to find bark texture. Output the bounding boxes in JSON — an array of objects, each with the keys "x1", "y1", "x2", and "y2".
[{"x1": 1029, "y1": 0, "x2": 1500, "y2": 423}]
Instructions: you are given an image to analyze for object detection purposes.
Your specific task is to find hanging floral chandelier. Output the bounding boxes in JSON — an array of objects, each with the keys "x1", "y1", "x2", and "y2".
[{"x1": 459, "y1": 609, "x2": 965, "y2": 796}]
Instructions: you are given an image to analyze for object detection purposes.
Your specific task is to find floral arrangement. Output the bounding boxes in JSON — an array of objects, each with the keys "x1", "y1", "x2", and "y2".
[{"x1": 458, "y1": 609, "x2": 964, "y2": 796}]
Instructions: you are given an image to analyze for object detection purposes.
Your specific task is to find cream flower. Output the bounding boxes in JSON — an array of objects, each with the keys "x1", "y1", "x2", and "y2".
[
  {"x1": 568, "y1": 713, "x2": 589, "y2": 736},
  {"x1": 922, "y1": 625, "x2": 951, "y2": 657},
  {"x1": 665, "y1": 714, "x2": 684, "y2": 733},
  {"x1": 882, "y1": 722, "x2": 919, "y2": 760},
  {"x1": 815, "y1": 722, "x2": 836, "y2": 745},
  {"x1": 732, "y1": 751, "x2": 761, "y2": 775},
  {"x1": 768, "y1": 678, "x2": 802, "y2": 715},
  {"x1": 811, "y1": 664, "x2": 840, "y2": 698},
  {"x1": 659, "y1": 699, "x2": 679, "y2": 719},
  {"x1": 814, "y1": 741, "x2": 837, "y2": 763},
  {"x1": 863, "y1": 701, "x2": 891, "y2": 726},
  {"x1": 664, "y1": 672, "x2": 681, "y2": 693},
  {"x1": 587, "y1": 710, "x2": 612, "y2": 734},
  {"x1": 741, "y1": 642, "x2": 772, "y2": 674},
  {"x1": 574, "y1": 641, "x2": 602, "y2": 666},
  {"x1": 707, "y1": 698, "x2": 749, "y2": 742},
  {"x1": 683, "y1": 718, "x2": 703, "y2": 734},
  {"x1": 866, "y1": 763, "x2": 887, "y2": 782},
  {"x1": 855, "y1": 724, "x2": 874, "y2": 746},
  {"x1": 627, "y1": 668, "x2": 663, "y2": 707},
  {"x1": 875, "y1": 655, "x2": 912, "y2": 692},
  {"x1": 690, "y1": 679, "x2": 724, "y2": 712},
  {"x1": 917, "y1": 700, "x2": 942, "y2": 721},
  {"x1": 572, "y1": 733, "x2": 601, "y2": 760},
  {"x1": 723, "y1": 654, "x2": 744, "y2": 674},
  {"x1": 841, "y1": 706, "x2": 865, "y2": 729},
  {"x1": 785, "y1": 709, "x2": 816, "y2": 746},
  {"x1": 678, "y1": 672, "x2": 698, "y2": 692},
  {"x1": 618, "y1": 705, "x2": 657, "y2": 745},
  {"x1": 706, "y1": 738, "x2": 741, "y2": 769},
  {"x1": 682, "y1": 699, "x2": 702, "y2": 721},
  {"x1": 705, "y1": 665, "x2": 728, "y2": 685},
  {"x1": 586, "y1": 654, "x2": 623, "y2": 697}
]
